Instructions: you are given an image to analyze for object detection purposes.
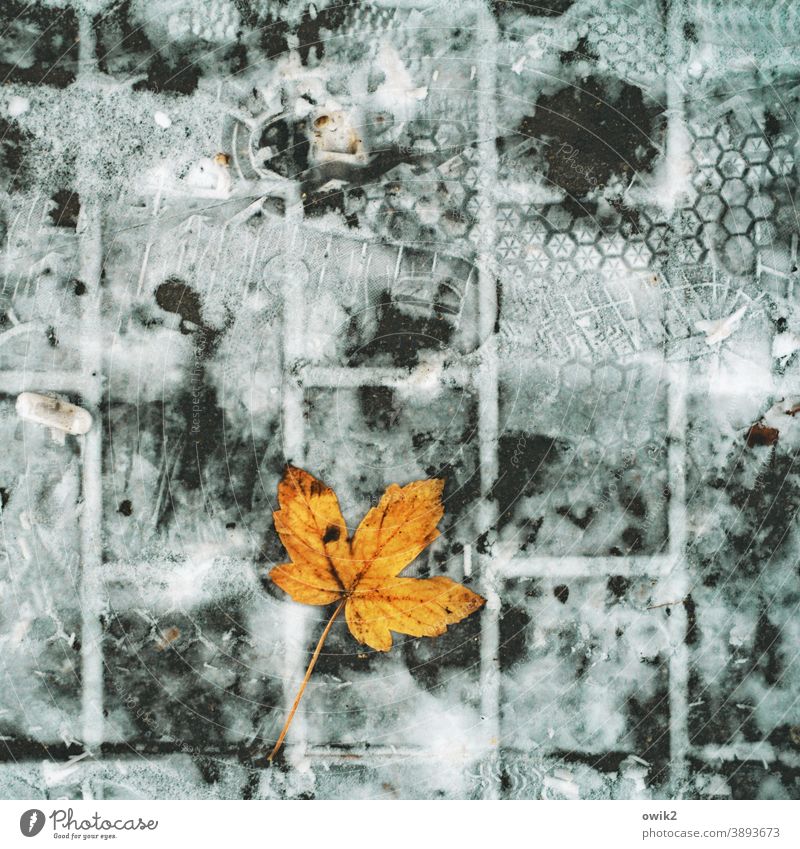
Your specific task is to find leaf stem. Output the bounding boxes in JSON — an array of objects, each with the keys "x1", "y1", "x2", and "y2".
[{"x1": 268, "y1": 598, "x2": 346, "y2": 762}]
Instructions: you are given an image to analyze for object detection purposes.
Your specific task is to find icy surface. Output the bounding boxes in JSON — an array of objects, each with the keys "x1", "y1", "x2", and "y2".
[{"x1": 0, "y1": 0, "x2": 798, "y2": 800}]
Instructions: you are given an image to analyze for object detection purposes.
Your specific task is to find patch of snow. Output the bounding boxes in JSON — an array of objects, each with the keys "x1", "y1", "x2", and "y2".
[{"x1": 696, "y1": 303, "x2": 748, "y2": 345}]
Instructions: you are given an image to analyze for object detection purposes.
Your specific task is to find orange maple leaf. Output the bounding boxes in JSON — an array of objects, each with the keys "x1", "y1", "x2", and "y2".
[{"x1": 267, "y1": 465, "x2": 485, "y2": 760}]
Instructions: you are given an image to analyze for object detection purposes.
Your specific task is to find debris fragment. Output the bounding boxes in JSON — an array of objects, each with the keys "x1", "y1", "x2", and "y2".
[
  {"x1": 154, "y1": 110, "x2": 171, "y2": 128},
  {"x1": 309, "y1": 109, "x2": 367, "y2": 168},
  {"x1": 745, "y1": 421, "x2": 779, "y2": 447},
  {"x1": 772, "y1": 331, "x2": 800, "y2": 359}
]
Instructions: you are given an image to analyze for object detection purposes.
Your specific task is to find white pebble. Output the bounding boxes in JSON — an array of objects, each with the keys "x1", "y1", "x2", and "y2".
[
  {"x1": 16, "y1": 392, "x2": 92, "y2": 436},
  {"x1": 154, "y1": 111, "x2": 172, "y2": 129}
]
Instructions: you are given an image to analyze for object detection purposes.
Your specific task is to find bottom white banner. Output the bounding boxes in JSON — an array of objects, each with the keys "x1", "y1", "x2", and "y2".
[{"x1": 0, "y1": 800, "x2": 797, "y2": 848}]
